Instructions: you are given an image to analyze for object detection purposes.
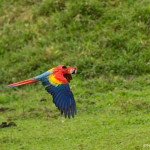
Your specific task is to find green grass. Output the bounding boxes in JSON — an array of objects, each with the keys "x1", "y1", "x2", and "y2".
[
  {"x1": 0, "y1": 0, "x2": 150, "y2": 84},
  {"x1": 0, "y1": 0, "x2": 150, "y2": 149},
  {"x1": 1, "y1": 75, "x2": 150, "y2": 149}
]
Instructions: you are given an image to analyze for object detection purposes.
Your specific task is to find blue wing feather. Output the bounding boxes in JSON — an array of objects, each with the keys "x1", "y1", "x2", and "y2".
[
  {"x1": 68, "y1": 100, "x2": 71, "y2": 118},
  {"x1": 34, "y1": 71, "x2": 53, "y2": 80},
  {"x1": 45, "y1": 84, "x2": 77, "y2": 118},
  {"x1": 65, "y1": 103, "x2": 68, "y2": 118}
]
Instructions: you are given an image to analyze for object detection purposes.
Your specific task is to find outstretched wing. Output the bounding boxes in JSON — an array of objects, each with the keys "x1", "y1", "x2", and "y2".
[{"x1": 45, "y1": 84, "x2": 77, "y2": 118}]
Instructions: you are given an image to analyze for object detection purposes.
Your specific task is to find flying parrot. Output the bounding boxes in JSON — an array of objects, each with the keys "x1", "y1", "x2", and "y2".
[{"x1": 4, "y1": 65, "x2": 77, "y2": 118}]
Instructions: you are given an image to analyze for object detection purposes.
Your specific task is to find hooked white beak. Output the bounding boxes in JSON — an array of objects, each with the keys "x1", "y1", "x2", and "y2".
[{"x1": 70, "y1": 69, "x2": 76, "y2": 74}]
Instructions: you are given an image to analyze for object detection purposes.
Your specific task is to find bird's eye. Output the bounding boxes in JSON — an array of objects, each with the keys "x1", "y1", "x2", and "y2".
[{"x1": 62, "y1": 66, "x2": 67, "y2": 69}]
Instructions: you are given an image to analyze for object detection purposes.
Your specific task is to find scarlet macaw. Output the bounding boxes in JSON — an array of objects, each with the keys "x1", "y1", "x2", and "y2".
[{"x1": 4, "y1": 65, "x2": 77, "y2": 118}]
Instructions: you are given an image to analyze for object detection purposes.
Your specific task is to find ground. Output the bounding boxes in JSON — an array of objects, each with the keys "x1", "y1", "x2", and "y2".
[{"x1": 1, "y1": 75, "x2": 150, "y2": 149}]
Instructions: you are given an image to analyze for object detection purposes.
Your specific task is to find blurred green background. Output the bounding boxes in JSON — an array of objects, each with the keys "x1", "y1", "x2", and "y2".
[{"x1": 0, "y1": 0, "x2": 150, "y2": 149}]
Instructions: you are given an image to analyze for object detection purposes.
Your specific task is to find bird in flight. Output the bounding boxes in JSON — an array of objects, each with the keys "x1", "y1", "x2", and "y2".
[{"x1": 4, "y1": 65, "x2": 77, "y2": 118}]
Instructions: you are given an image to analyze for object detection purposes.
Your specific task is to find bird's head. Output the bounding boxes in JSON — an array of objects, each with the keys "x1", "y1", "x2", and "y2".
[
  {"x1": 53, "y1": 65, "x2": 77, "y2": 74},
  {"x1": 52, "y1": 65, "x2": 77, "y2": 82}
]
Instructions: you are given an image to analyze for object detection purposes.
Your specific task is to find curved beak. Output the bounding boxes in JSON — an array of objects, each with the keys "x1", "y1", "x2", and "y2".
[
  {"x1": 71, "y1": 69, "x2": 76, "y2": 74},
  {"x1": 67, "y1": 67, "x2": 77, "y2": 74}
]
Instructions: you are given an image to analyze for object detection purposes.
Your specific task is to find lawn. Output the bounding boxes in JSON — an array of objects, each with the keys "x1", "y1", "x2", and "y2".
[{"x1": 1, "y1": 75, "x2": 150, "y2": 149}]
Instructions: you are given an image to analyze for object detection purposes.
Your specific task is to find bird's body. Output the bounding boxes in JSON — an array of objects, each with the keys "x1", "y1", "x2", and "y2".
[{"x1": 4, "y1": 65, "x2": 77, "y2": 118}]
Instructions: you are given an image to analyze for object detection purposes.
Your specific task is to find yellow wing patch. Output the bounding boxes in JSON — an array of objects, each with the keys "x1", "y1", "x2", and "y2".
[{"x1": 48, "y1": 74, "x2": 63, "y2": 86}]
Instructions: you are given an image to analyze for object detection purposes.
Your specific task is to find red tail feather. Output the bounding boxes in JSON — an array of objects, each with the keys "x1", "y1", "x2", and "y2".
[{"x1": 4, "y1": 78, "x2": 39, "y2": 88}]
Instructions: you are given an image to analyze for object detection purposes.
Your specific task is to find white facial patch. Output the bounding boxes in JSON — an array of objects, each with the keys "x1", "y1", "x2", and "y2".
[{"x1": 70, "y1": 69, "x2": 75, "y2": 74}]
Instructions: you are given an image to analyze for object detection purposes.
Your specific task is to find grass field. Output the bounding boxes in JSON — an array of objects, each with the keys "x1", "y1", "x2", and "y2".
[
  {"x1": 0, "y1": 0, "x2": 150, "y2": 149},
  {"x1": 1, "y1": 76, "x2": 150, "y2": 149}
]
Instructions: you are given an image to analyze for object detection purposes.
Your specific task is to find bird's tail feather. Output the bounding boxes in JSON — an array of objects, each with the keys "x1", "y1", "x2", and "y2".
[{"x1": 4, "y1": 78, "x2": 39, "y2": 89}]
